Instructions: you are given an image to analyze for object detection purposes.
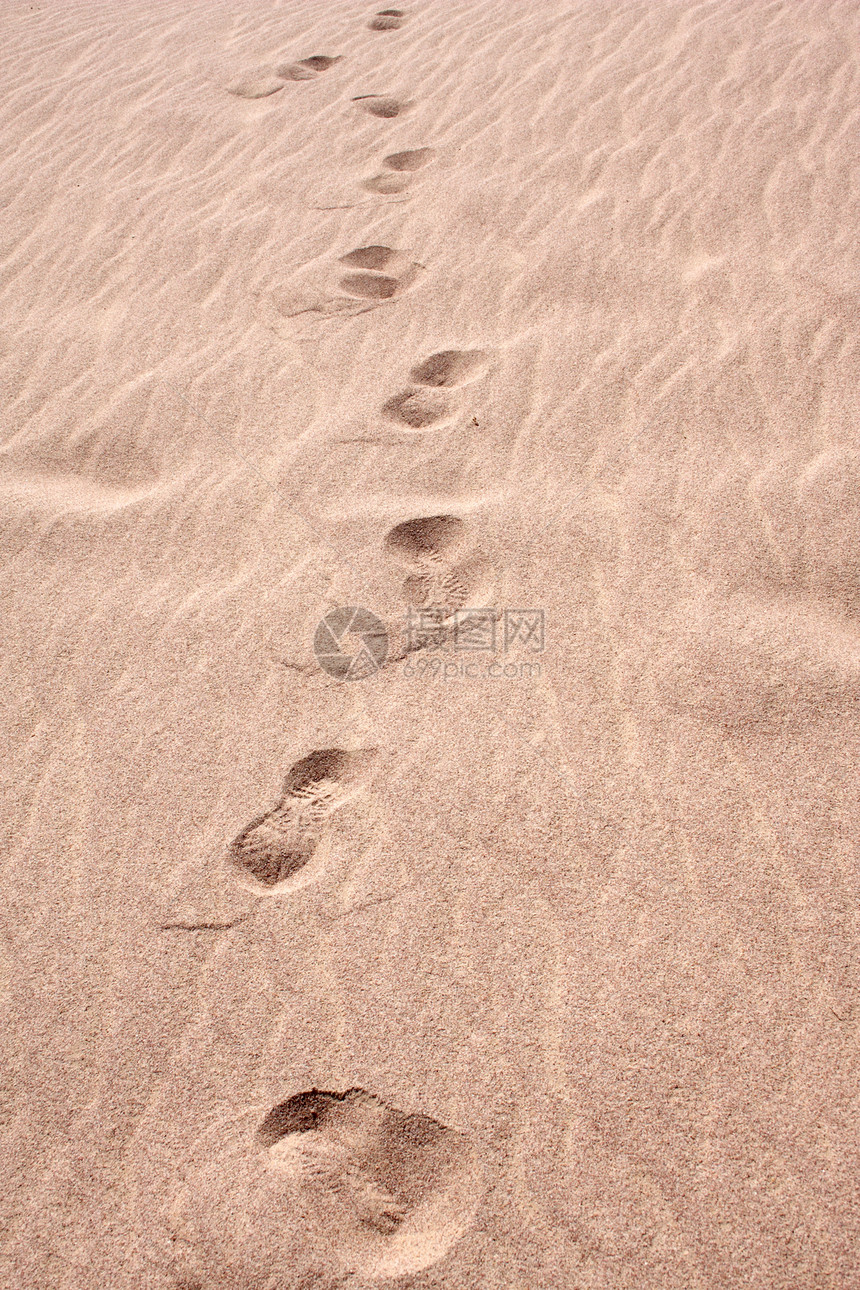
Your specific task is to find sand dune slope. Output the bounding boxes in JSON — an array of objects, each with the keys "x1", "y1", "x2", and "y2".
[{"x1": 1, "y1": 0, "x2": 859, "y2": 1287}]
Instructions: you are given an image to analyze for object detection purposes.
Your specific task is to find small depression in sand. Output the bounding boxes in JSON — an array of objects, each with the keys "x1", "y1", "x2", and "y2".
[
  {"x1": 384, "y1": 147, "x2": 435, "y2": 171},
  {"x1": 227, "y1": 73, "x2": 285, "y2": 99},
  {"x1": 339, "y1": 273, "x2": 401, "y2": 300},
  {"x1": 385, "y1": 514, "x2": 467, "y2": 566},
  {"x1": 384, "y1": 515, "x2": 494, "y2": 625},
  {"x1": 369, "y1": 8, "x2": 408, "y2": 30},
  {"x1": 410, "y1": 348, "x2": 490, "y2": 388},
  {"x1": 382, "y1": 387, "x2": 454, "y2": 429},
  {"x1": 363, "y1": 172, "x2": 412, "y2": 194},
  {"x1": 339, "y1": 245, "x2": 401, "y2": 271},
  {"x1": 354, "y1": 95, "x2": 410, "y2": 118},
  {"x1": 228, "y1": 748, "x2": 374, "y2": 893},
  {"x1": 170, "y1": 1089, "x2": 483, "y2": 1284},
  {"x1": 297, "y1": 55, "x2": 342, "y2": 72},
  {"x1": 335, "y1": 245, "x2": 421, "y2": 301}
]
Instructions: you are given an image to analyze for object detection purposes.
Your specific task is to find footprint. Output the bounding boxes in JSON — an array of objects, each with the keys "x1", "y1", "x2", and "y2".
[
  {"x1": 382, "y1": 387, "x2": 453, "y2": 429},
  {"x1": 383, "y1": 147, "x2": 435, "y2": 172},
  {"x1": 280, "y1": 247, "x2": 421, "y2": 322},
  {"x1": 276, "y1": 55, "x2": 343, "y2": 79},
  {"x1": 336, "y1": 245, "x2": 422, "y2": 302},
  {"x1": 369, "y1": 9, "x2": 407, "y2": 31},
  {"x1": 385, "y1": 515, "x2": 467, "y2": 566},
  {"x1": 362, "y1": 172, "x2": 412, "y2": 195},
  {"x1": 229, "y1": 56, "x2": 341, "y2": 96},
  {"x1": 260, "y1": 1088, "x2": 482, "y2": 1273},
  {"x1": 410, "y1": 349, "x2": 489, "y2": 388},
  {"x1": 173, "y1": 1091, "x2": 483, "y2": 1284},
  {"x1": 379, "y1": 351, "x2": 489, "y2": 431},
  {"x1": 228, "y1": 748, "x2": 373, "y2": 892},
  {"x1": 353, "y1": 95, "x2": 410, "y2": 119},
  {"x1": 228, "y1": 72, "x2": 285, "y2": 99},
  {"x1": 384, "y1": 516, "x2": 495, "y2": 638},
  {"x1": 362, "y1": 148, "x2": 435, "y2": 195}
]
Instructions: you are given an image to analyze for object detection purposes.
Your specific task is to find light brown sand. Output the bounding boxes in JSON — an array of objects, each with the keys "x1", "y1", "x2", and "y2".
[{"x1": 1, "y1": 0, "x2": 859, "y2": 1286}]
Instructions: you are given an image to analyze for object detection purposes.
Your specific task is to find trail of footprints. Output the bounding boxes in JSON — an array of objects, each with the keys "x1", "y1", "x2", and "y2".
[
  {"x1": 206, "y1": 15, "x2": 860, "y2": 1283},
  {"x1": 228, "y1": 54, "x2": 342, "y2": 100},
  {"x1": 183, "y1": 8, "x2": 487, "y2": 1284},
  {"x1": 226, "y1": 12, "x2": 434, "y2": 203}
]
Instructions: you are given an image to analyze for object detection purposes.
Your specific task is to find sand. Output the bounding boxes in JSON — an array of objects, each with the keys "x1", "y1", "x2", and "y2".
[{"x1": 1, "y1": 0, "x2": 859, "y2": 1286}]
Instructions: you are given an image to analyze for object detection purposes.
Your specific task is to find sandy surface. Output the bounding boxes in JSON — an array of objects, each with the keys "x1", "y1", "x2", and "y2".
[{"x1": 2, "y1": 0, "x2": 859, "y2": 1286}]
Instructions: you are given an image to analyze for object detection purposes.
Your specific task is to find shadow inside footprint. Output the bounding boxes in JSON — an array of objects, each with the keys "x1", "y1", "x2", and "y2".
[
  {"x1": 228, "y1": 748, "x2": 373, "y2": 891},
  {"x1": 382, "y1": 388, "x2": 452, "y2": 429},
  {"x1": 172, "y1": 1086, "x2": 483, "y2": 1286},
  {"x1": 261, "y1": 1088, "x2": 480, "y2": 1258},
  {"x1": 339, "y1": 273, "x2": 401, "y2": 300},
  {"x1": 299, "y1": 55, "x2": 342, "y2": 71},
  {"x1": 410, "y1": 349, "x2": 489, "y2": 388},
  {"x1": 385, "y1": 515, "x2": 465, "y2": 565},
  {"x1": 383, "y1": 147, "x2": 435, "y2": 171},
  {"x1": 354, "y1": 95, "x2": 409, "y2": 118},
  {"x1": 276, "y1": 63, "x2": 317, "y2": 80},
  {"x1": 369, "y1": 14, "x2": 405, "y2": 29},
  {"x1": 363, "y1": 172, "x2": 412, "y2": 194},
  {"x1": 339, "y1": 245, "x2": 400, "y2": 271}
]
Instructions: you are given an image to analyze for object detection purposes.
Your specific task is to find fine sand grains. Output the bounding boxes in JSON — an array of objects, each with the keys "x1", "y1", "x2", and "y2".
[
  {"x1": 3, "y1": 0, "x2": 860, "y2": 1287},
  {"x1": 169, "y1": 6, "x2": 495, "y2": 1279}
]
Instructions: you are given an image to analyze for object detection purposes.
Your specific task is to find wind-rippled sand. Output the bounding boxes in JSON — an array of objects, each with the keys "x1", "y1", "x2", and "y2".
[{"x1": 1, "y1": 0, "x2": 859, "y2": 1286}]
